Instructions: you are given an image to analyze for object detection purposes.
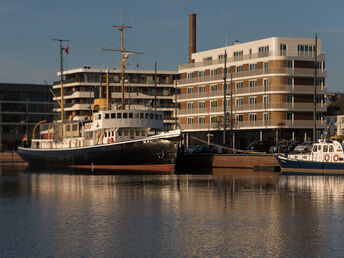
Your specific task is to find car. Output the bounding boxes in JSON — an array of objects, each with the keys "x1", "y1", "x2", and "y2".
[
  {"x1": 271, "y1": 141, "x2": 297, "y2": 153},
  {"x1": 246, "y1": 140, "x2": 275, "y2": 153},
  {"x1": 294, "y1": 141, "x2": 312, "y2": 153}
]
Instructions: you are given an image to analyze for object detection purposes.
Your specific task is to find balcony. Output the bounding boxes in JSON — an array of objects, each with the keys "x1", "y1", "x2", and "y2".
[
  {"x1": 179, "y1": 52, "x2": 326, "y2": 70},
  {"x1": 178, "y1": 102, "x2": 327, "y2": 115},
  {"x1": 53, "y1": 77, "x2": 174, "y2": 87},
  {"x1": 178, "y1": 85, "x2": 327, "y2": 100},
  {"x1": 178, "y1": 67, "x2": 327, "y2": 85},
  {"x1": 180, "y1": 119, "x2": 326, "y2": 131}
]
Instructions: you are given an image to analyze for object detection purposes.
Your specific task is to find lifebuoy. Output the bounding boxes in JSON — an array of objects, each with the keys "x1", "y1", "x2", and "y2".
[
  {"x1": 333, "y1": 154, "x2": 339, "y2": 162},
  {"x1": 324, "y1": 154, "x2": 330, "y2": 162}
]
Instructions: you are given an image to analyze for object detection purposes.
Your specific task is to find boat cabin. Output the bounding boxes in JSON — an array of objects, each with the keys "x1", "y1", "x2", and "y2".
[
  {"x1": 31, "y1": 109, "x2": 164, "y2": 149},
  {"x1": 288, "y1": 140, "x2": 344, "y2": 163}
]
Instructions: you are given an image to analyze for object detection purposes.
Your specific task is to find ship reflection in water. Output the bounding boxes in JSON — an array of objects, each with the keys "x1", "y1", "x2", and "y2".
[{"x1": 1, "y1": 166, "x2": 344, "y2": 256}]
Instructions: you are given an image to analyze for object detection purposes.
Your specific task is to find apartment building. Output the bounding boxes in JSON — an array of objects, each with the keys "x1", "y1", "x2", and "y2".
[
  {"x1": 177, "y1": 37, "x2": 327, "y2": 148},
  {"x1": 53, "y1": 67, "x2": 179, "y2": 130}
]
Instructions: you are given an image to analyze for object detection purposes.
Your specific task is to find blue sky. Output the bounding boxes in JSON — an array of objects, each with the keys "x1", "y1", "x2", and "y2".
[{"x1": 0, "y1": 0, "x2": 343, "y2": 91}]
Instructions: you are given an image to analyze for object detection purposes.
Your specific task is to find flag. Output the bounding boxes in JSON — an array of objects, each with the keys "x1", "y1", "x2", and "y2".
[{"x1": 65, "y1": 45, "x2": 70, "y2": 55}]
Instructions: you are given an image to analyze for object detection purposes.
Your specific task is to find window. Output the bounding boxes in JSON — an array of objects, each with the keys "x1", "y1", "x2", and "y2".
[
  {"x1": 287, "y1": 60, "x2": 293, "y2": 68},
  {"x1": 72, "y1": 124, "x2": 78, "y2": 131},
  {"x1": 211, "y1": 85, "x2": 218, "y2": 91},
  {"x1": 203, "y1": 56, "x2": 212, "y2": 62},
  {"x1": 140, "y1": 113, "x2": 144, "y2": 118},
  {"x1": 249, "y1": 63, "x2": 257, "y2": 71},
  {"x1": 111, "y1": 113, "x2": 116, "y2": 119},
  {"x1": 105, "y1": 113, "x2": 110, "y2": 119},
  {"x1": 187, "y1": 117, "x2": 193, "y2": 124},
  {"x1": 249, "y1": 49, "x2": 252, "y2": 57},
  {"x1": 263, "y1": 79, "x2": 269, "y2": 91},
  {"x1": 145, "y1": 113, "x2": 149, "y2": 119},
  {"x1": 249, "y1": 97, "x2": 257, "y2": 105},
  {"x1": 313, "y1": 145, "x2": 317, "y2": 152},
  {"x1": 249, "y1": 113, "x2": 257, "y2": 121},
  {"x1": 236, "y1": 65, "x2": 244, "y2": 72},
  {"x1": 187, "y1": 73, "x2": 194, "y2": 79},
  {"x1": 233, "y1": 50, "x2": 243, "y2": 61},
  {"x1": 264, "y1": 62, "x2": 268, "y2": 73},
  {"x1": 236, "y1": 114, "x2": 243, "y2": 122},
  {"x1": 263, "y1": 113, "x2": 269, "y2": 121},
  {"x1": 150, "y1": 113, "x2": 154, "y2": 119},
  {"x1": 129, "y1": 113, "x2": 133, "y2": 118},
  {"x1": 218, "y1": 54, "x2": 225, "y2": 60},
  {"x1": 298, "y1": 44, "x2": 315, "y2": 57},
  {"x1": 329, "y1": 145, "x2": 334, "y2": 152},
  {"x1": 211, "y1": 100, "x2": 218, "y2": 107},
  {"x1": 124, "y1": 131, "x2": 128, "y2": 136},
  {"x1": 323, "y1": 145, "x2": 328, "y2": 152},
  {"x1": 187, "y1": 102, "x2": 193, "y2": 109},
  {"x1": 236, "y1": 81, "x2": 243, "y2": 89},
  {"x1": 187, "y1": 87, "x2": 193, "y2": 94},
  {"x1": 286, "y1": 112, "x2": 292, "y2": 120},
  {"x1": 258, "y1": 46, "x2": 269, "y2": 57},
  {"x1": 249, "y1": 80, "x2": 257, "y2": 88},
  {"x1": 263, "y1": 96, "x2": 269, "y2": 105},
  {"x1": 198, "y1": 71, "x2": 205, "y2": 77},
  {"x1": 135, "y1": 113, "x2": 139, "y2": 118},
  {"x1": 287, "y1": 77, "x2": 293, "y2": 86},
  {"x1": 199, "y1": 86, "x2": 205, "y2": 93},
  {"x1": 280, "y1": 44, "x2": 287, "y2": 56},
  {"x1": 198, "y1": 117, "x2": 206, "y2": 124},
  {"x1": 211, "y1": 116, "x2": 217, "y2": 123},
  {"x1": 123, "y1": 113, "x2": 128, "y2": 118},
  {"x1": 286, "y1": 95, "x2": 293, "y2": 103},
  {"x1": 211, "y1": 69, "x2": 218, "y2": 76},
  {"x1": 236, "y1": 98, "x2": 243, "y2": 106},
  {"x1": 136, "y1": 131, "x2": 140, "y2": 136},
  {"x1": 117, "y1": 113, "x2": 122, "y2": 119},
  {"x1": 199, "y1": 102, "x2": 205, "y2": 108}
]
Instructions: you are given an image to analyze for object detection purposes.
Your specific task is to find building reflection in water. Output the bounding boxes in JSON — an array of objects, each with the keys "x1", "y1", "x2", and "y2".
[{"x1": 1, "y1": 167, "x2": 344, "y2": 256}]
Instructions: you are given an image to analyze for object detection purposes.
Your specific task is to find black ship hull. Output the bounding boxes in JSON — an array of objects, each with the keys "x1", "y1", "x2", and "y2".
[{"x1": 17, "y1": 132, "x2": 181, "y2": 169}]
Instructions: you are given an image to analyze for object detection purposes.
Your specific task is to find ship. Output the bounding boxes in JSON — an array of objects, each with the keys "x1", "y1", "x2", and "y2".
[
  {"x1": 275, "y1": 139, "x2": 344, "y2": 174},
  {"x1": 17, "y1": 24, "x2": 182, "y2": 169}
]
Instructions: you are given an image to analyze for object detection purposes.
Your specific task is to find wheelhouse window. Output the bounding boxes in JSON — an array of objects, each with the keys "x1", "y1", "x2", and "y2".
[{"x1": 323, "y1": 145, "x2": 328, "y2": 152}]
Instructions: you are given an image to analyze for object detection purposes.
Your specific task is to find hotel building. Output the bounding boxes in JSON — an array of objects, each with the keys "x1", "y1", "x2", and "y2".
[
  {"x1": 177, "y1": 37, "x2": 327, "y2": 148},
  {"x1": 53, "y1": 68, "x2": 179, "y2": 130}
]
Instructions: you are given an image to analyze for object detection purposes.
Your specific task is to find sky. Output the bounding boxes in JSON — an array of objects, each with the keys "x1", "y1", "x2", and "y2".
[{"x1": 0, "y1": 0, "x2": 344, "y2": 91}]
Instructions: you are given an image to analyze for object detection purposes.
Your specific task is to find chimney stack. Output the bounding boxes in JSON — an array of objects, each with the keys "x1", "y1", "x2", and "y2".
[{"x1": 189, "y1": 13, "x2": 196, "y2": 64}]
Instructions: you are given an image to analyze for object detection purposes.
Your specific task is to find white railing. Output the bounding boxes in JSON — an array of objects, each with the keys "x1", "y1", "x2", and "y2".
[
  {"x1": 180, "y1": 120, "x2": 326, "y2": 130},
  {"x1": 178, "y1": 68, "x2": 327, "y2": 85},
  {"x1": 178, "y1": 85, "x2": 327, "y2": 100}
]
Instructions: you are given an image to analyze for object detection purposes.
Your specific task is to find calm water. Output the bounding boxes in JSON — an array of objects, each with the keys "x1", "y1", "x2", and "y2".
[{"x1": 1, "y1": 165, "x2": 344, "y2": 257}]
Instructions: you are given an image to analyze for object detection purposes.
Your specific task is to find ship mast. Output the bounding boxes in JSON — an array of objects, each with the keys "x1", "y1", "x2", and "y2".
[
  {"x1": 52, "y1": 38, "x2": 69, "y2": 121},
  {"x1": 102, "y1": 24, "x2": 143, "y2": 109}
]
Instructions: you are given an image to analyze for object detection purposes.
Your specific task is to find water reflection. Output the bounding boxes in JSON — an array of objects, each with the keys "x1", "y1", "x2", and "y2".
[{"x1": 0, "y1": 166, "x2": 343, "y2": 257}]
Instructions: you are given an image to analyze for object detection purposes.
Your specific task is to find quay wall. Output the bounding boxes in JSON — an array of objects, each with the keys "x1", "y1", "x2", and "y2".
[{"x1": 176, "y1": 154, "x2": 280, "y2": 171}]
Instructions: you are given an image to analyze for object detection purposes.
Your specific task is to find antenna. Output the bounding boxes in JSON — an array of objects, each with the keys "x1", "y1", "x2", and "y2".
[
  {"x1": 52, "y1": 38, "x2": 70, "y2": 121},
  {"x1": 101, "y1": 24, "x2": 143, "y2": 109}
]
